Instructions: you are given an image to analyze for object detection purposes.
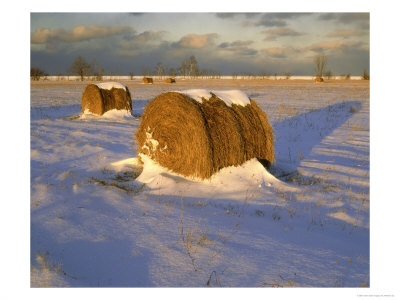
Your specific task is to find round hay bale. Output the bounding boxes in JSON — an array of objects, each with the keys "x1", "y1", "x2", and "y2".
[
  {"x1": 143, "y1": 77, "x2": 154, "y2": 84},
  {"x1": 81, "y1": 84, "x2": 104, "y2": 115},
  {"x1": 229, "y1": 99, "x2": 274, "y2": 164},
  {"x1": 200, "y1": 95, "x2": 246, "y2": 171},
  {"x1": 81, "y1": 83, "x2": 132, "y2": 116},
  {"x1": 136, "y1": 92, "x2": 214, "y2": 179},
  {"x1": 165, "y1": 78, "x2": 176, "y2": 83},
  {"x1": 315, "y1": 76, "x2": 324, "y2": 82},
  {"x1": 136, "y1": 90, "x2": 275, "y2": 179}
]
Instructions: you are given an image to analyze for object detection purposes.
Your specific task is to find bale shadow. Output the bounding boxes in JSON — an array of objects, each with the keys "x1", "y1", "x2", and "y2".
[
  {"x1": 31, "y1": 104, "x2": 81, "y2": 121},
  {"x1": 270, "y1": 101, "x2": 362, "y2": 177}
]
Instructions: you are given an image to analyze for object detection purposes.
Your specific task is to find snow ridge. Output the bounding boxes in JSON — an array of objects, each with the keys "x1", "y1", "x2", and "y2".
[{"x1": 178, "y1": 89, "x2": 250, "y2": 107}]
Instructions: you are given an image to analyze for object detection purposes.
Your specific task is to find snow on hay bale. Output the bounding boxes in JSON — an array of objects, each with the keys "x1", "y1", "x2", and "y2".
[
  {"x1": 165, "y1": 77, "x2": 176, "y2": 83},
  {"x1": 136, "y1": 90, "x2": 274, "y2": 179},
  {"x1": 142, "y1": 77, "x2": 154, "y2": 84},
  {"x1": 81, "y1": 82, "x2": 132, "y2": 116}
]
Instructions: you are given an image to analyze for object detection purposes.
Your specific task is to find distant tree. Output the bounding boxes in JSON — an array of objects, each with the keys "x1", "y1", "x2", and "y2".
[
  {"x1": 129, "y1": 72, "x2": 134, "y2": 80},
  {"x1": 363, "y1": 69, "x2": 370, "y2": 80},
  {"x1": 141, "y1": 66, "x2": 152, "y2": 77},
  {"x1": 345, "y1": 73, "x2": 351, "y2": 80},
  {"x1": 90, "y1": 59, "x2": 104, "y2": 81},
  {"x1": 284, "y1": 72, "x2": 291, "y2": 80},
  {"x1": 31, "y1": 67, "x2": 48, "y2": 81},
  {"x1": 156, "y1": 62, "x2": 164, "y2": 79},
  {"x1": 189, "y1": 55, "x2": 199, "y2": 78},
  {"x1": 168, "y1": 67, "x2": 177, "y2": 77},
  {"x1": 314, "y1": 54, "x2": 328, "y2": 79},
  {"x1": 324, "y1": 70, "x2": 333, "y2": 80},
  {"x1": 68, "y1": 56, "x2": 91, "y2": 81}
]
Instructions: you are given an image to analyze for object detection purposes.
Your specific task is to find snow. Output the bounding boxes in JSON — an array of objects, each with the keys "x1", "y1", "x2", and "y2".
[
  {"x1": 81, "y1": 108, "x2": 133, "y2": 120},
  {"x1": 96, "y1": 81, "x2": 127, "y2": 91},
  {"x1": 30, "y1": 80, "x2": 370, "y2": 288},
  {"x1": 178, "y1": 89, "x2": 250, "y2": 106}
]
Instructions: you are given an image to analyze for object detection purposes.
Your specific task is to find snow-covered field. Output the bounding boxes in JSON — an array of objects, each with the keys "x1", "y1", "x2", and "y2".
[{"x1": 30, "y1": 79, "x2": 369, "y2": 288}]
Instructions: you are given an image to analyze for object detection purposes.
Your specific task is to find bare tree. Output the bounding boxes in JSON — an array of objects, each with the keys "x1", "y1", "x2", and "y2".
[
  {"x1": 68, "y1": 56, "x2": 91, "y2": 81},
  {"x1": 156, "y1": 62, "x2": 164, "y2": 79},
  {"x1": 31, "y1": 67, "x2": 48, "y2": 81},
  {"x1": 314, "y1": 54, "x2": 328, "y2": 79},
  {"x1": 363, "y1": 69, "x2": 370, "y2": 80},
  {"x1": 168, "y1": 67, "x2": 177, "y2": 77},
  {"x1": 324, "y1": 70, "x2": 333, "y2": 80},
  {"x1": 189, "y1": 55, "x2": 199, "y2": 78}
]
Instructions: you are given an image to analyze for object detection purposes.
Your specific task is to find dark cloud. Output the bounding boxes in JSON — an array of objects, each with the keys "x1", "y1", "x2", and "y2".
[
  {"x1": 317, "y1": 13, "x2": 369, "y2": 29},
  {"x1": 242, "y1": 13, "x2": 312, "y2": 27},
  {"x1": 118, "y1": 30, "x2": 167, "y2": 56},
  {"x1": 215, "y1": 13, "x2": 261, "y2": 19},
  {"x1": 305, "y1": 39, "x2": 368, "y2": 54},
  {"x1": 325, "y1": 29, "x2": 367, "y2": 38},
  {"x1": 261, "y1": 27, "x2": 305, "y2": 41},
  {"x1": 128, "y1": 13, "x2": 145, "y2": 16},
  {"x1": 217, "y1": 40, "x2": 257, "y2": 56}
]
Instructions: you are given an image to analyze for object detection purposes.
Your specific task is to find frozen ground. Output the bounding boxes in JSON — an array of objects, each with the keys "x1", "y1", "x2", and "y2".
[{"x1": 30, "y1": 79, "x2": 369, "y2": 287}]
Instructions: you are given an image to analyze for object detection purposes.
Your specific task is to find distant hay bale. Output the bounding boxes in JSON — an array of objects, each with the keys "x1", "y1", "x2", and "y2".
[
  {"x1": 81, "y1": 82, "x2": 132, "y2": 116},
  {"x1": 165, "y1": 78, "x2": 176, "y2": 83},
  {"x1": 136, "y1": 91, "x2": 274, "y2": 179},
  {"x1": 142, "y1": 77, "x2": 154, "y2": 84},
  {"x1": 315, "y1": 76, "x2": 324, "y2": 82}
]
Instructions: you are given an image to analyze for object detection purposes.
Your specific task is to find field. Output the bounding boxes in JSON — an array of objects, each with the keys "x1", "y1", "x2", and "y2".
[{"x1": 30, "y1": 78, "x2": 370, "y2": 287}]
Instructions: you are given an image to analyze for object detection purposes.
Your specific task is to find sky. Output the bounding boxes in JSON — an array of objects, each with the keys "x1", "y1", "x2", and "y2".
[{"x1": 30, "y1": 12, "x2": 369, "y2": 76}]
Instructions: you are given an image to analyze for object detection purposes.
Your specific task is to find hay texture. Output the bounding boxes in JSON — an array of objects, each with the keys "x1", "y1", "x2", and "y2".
[
  {"x1": 165, "y1": 78, "x2": 176, "y2": 83},
  {"x1": 81, "y1": 82, "x2": 132, "y2": 116},
  {"x1": 136, "y1": 90, "x2": 274, "y2": 179},
  {"x1": 142, "y1": 77, "x2": 154, "y2": 84}
]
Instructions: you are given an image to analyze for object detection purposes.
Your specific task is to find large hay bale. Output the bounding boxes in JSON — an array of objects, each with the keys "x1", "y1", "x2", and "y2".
[
  {"x1": 136, "y1": 92, "x2": 214, "y2": 179},
  {"x1": 201, "y1": 94, "x2": 246, "y2": 171},
  {"x1": 165, "y1": 78, "x2": 176, "y2": 83},
  {"x1": 81, "y1": 82, "x2": 132, "y2": 116},
  {"x1": 142, "y1": 77, "x2": 154, "y2": 84},
  {"x1": 136, "y1": 90, "x2": 274, "y2": 179}
]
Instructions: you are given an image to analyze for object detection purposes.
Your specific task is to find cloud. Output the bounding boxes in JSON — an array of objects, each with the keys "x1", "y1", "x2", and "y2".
[
  {"x1": 261, "y1": 47, "x2": 299, "y2": 59},
  {"x1": 242, "y1": 13, "x2": 312, "y2": 28},
  {"x1": 31, "y1": 25, "x2": 134, "y2": 44},
  {"x1": 218, "y1": 40, "x2": 257, "y2": 56},
  {"x1": 172, "y1": 33, "x2": 218, "y2": 49},
  {"x1": 305, "y1": 40, "x2": 366, "y2": 53},
  {"x1": 261, "y1": 27, "x2": 305, "y2": 41},
  {"x1": 118, "y1": 30, "x2": 167, "y2": 56},
  {"x1": 317, "y1": 13, "x2": 369, "y2": 29},
  {"x1": 325, "y1": 29, "x2": 367, "y2": 38},
  {"x1": 215, "y1": 13, "x2": 261, "y2": 19}
]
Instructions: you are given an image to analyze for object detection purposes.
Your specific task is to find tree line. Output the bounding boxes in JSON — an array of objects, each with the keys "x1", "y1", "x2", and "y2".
[{"x1": 31, "y1": 54, "x2": 369, "y2": 81}]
